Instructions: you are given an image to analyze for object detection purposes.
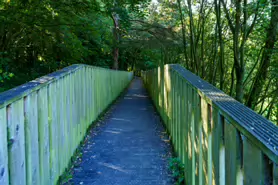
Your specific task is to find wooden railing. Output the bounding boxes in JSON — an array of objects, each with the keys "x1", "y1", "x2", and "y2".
[
  {"x1": 0, "y1": 64, "x2": 133, "y2": 185},
  {"x1": 142, "y1": 64, "x2": 278, "y2": 185}
]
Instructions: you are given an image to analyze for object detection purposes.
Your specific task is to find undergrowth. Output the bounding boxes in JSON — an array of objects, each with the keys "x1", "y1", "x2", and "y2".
[{"x1": 168, "y1": 157, "x2": 185, "y2": 185}]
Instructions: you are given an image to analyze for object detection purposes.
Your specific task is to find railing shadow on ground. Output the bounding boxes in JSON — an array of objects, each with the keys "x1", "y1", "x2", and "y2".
[
  {"x1": 0, "y1": 64, "x2": 133, "y2": 185},
  {"x1": 142, "y1": 64, "x2": 278, "y2": 185}
]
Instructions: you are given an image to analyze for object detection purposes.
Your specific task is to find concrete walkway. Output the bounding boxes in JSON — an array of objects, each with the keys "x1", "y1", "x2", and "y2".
[{"x1": 69, "y1": 78, "x2": 173, "y2": 185}]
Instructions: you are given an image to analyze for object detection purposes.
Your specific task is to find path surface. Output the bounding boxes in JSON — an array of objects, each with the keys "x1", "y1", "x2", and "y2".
[{"x1": 69, "y1": 78, "x2": 173, "y2": 185}]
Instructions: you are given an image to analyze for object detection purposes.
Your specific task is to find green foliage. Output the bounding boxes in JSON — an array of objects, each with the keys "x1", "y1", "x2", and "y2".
[
  {"x1": 168, "y1": 157, "x2": 185, "y2": 185},
  {"x1": 0, "y1": 0, "x2": 276, "y2": 123},
  {"x1": 0, "y1": 0, "x2": 151, "y2": 92}
]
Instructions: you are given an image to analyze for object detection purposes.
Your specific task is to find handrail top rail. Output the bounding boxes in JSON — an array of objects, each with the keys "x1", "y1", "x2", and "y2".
[
  {"x1": 144, "y1": 64, "x2": 278, "y2": 163},
  {"x1": 0, "y1": 64, "x2": 130, "y2": 109}
]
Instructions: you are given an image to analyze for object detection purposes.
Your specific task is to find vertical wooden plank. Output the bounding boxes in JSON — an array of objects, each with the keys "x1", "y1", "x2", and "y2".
[
  {"x1": 92, "y1": 68, "x2": 96, "y2": 121},
  {"x1": 82, "y1": 67, "x2": 86, "y2": 130},
  {"x1": 7, "y1": 99, "x2": 26, "y2": 185},
  {"x1": 77, "y1": 70, "x2": 82, "y2": 145},
  {"x1": 169, "y1": 71, "x2": 174, "y2": 136},
  {"x1": 48, "y1": 82, "x2": 59, "y2": 184},
  {"x1": 73, "y1": 71, "x2": 78, "y2": 152},
  {"x1": 207, "y1": 105, "x2": 213, "y2": 185},
  {"x1": 274, "y1": 163, "x2": 278, "y2": 185},
  {"x1": 178, "y1": 77, "x2": 183, "y2": 161},
  {"x1": 173, "y1": 74, "x2": 178, "y2": 152},
  {"x1": 64, "y1": 75, "x2": 70, "y2": 168},
  {"x1": 211, "y1": 107, "x2": 220, "y2": 185},
  {"x1": 163, "y1": 66, "x2": 168, "y2": 124},
  {"x1": 69, "y1": 73, "x2": 74, "y2": 156},
  {"x1": 24, "y1": 93, "x2": 40, "y2": 185},
  {"x1": 219, "y1": 115, "x2": 225, "y2": 185},
  {"x1": 224, "y1": 120, "x2": 242, "y2": 185},
  {"x1": 200, "y1": 101, "x2": 212, "y2": 185},
  {"x1": 195, "y1": 93, "x2": 201, "y2": 185},
  {"x1": 186, "y1": 82, "x2": 193, "y2": 185},
  {"x1": 0, "y1": 107, "x2": 9, "y2": 185},
  {"x1": 190, "y1": 87, "x2": 195, "y2": 185},
  {"x1": 88, "y1": 68, "x2": 93, "y2": 123},
  {"x1": 56, "y1": 77, "x2": 62, "y2": 176},
  {"x1": 242, "y1": 137, "x2": 264, "y2": 185},
  {"x1": 84, "y1": 67, "x2": 88, "y2": 126},
  {"x1": 38, "y1": 87, "x2": 50, "y2": 185},
  {"x1": 60, "y1": 77, "x2": 65, "y2": 173},
  {"x1": 182, "y1": 81, "x2": 188, "y2": 165}
]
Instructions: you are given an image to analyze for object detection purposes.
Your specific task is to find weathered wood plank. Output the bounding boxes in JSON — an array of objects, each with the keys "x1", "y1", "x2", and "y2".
[
  {"x1": 0, "y1": 65, "x2": 133, "y2": 185},
  {"x1": 274, "y1": 163, "x2": 278, "y2": 185},
  {"x1": 190, "y1": 88, "x2": 196, "y2": 185},
  {"x1": 219, "y1": 115, "x2": 225, "y2": 185},
  {"x1": 194, "y1": 92, "x2": 201, "y2": 185},
  {"x1": 211, "y1": 107, "x2": 220, "y2": 185},
  {"x1": 38, "y1": 87, "x2": 50, "y2": 185},
  {"x1": 7, "y1": 99, "x2": 26, "y2": 185},
  {"x1": 179, "y1": 78, "x2": 185, "y2": 164},
  {"x1": 186, "y1": 82, "x2": 193, "y2": 185},
  {"x1": 243, "y1": 137, "x2": 264, "y2": 185},
  {"x1": 24, "y1": 93, "x2": 40, "y2": 185},
  {"x1": 48, "y1": 82, "x2": 59, "y2": 184},
  {"x1": 200, "y1": 98, "x2": 212, "y2": 185},
  {"x1": 177, "y1": 77, "x2": 182, "y2": 157},
  {"x1": 224, "y1": 119, "x2": 242, "y2": 185},
  {"x1": 207, "y1": 105, "x2": 213, "y2": 185},
  {"x1": 64, "y1": 76, "x2": 70, "y2": 169},
  {"x1": 0, "y1": 107, "x2": 9, "y2": 185}
]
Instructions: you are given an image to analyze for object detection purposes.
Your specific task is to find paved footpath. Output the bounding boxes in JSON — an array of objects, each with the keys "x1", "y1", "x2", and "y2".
[{"x1": 69, "y1": 78, "x2": 173, "y2": 185}]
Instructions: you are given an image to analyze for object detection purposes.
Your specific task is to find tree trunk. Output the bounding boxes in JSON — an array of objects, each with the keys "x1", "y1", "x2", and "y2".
[
  {"x1": 233, "y1": 0, "x2": 244, "y2": 102},
  {"x1": 177, "y1": 0, "x2": 188, "y2": 68},
  {"x1": 246, "y1": 0, "x2": 278, "y2": 108},
  {"x1": 215, "y1": 0, "x2": 224, "y2": 90},
  {"x1": 187, "y1": 0, "x2": 198, "y2": 73},
  {"x1": 111, "y1": 12, "x2": 120, "y2": 70}
]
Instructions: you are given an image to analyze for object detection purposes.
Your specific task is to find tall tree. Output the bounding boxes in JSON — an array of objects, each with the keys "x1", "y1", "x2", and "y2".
[{"x1": 246, "y1": 0, "x2": 278, "y2": 108}]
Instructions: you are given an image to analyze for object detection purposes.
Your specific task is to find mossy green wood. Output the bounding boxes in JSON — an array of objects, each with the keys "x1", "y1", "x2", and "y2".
[
  {"x1": 211, "y1": 107, "x2": 220, "y2": 185},
  {"x1": 224, "y1": 119, "x2": 243, "y2": 185},
  {"x1": 219, "y1": 116, "x2": 225, "y2": 185},
  {"x1": 7, "y1": 99, "x2": 26, "y2": 185},
  {"x1": 243, "y1": 137, "x2": 265, "y2": 185},
  {"x1": 65, "y1": 76, "x2": 71, "y2": 171},
  {"x1": 0, "y1": 65, "x2": 132, "y2": 185},
  {"x1": 193, "y1": 90, "x2": 200, "y2": 185},
  {"x1": 207, "y1": 105, "x2": 213, "y2": 185},
  {"x1": 0, "y1": 107, "x2": 9, "y2": 185},
  {"x1": 24, "y1": 93, "x2": 40, "y2": 185},
  {"x1": 169, "y1": 71, "x2": 174, "y2": 138},
  {"x1": 60, "y1": 77, "x2": 66, "y2": 173},
  {"x1": 189, "y1": 87, "x2": 195, "y2": 185},
  {"x1": 179, "y1": 77, "x2": 183, "y2": 160},
  {"x1": 184, "y1": 82, "x2": 190, "y2": 184},
  {"x1": 201, "y1": 98, "x2": 209, "y2": 185},
  {"x1": 38, "y1": 87, "x2": 50, "y2": 185},
  {"x1": 59, "y1": 77, "x2": 65, "y2": 175},
  {"x1": 142, "y1": 65, "x2": 278, "y2": 185},
  {"x1": 68, "y1": 74, "x2": 74, "y2": 162},
  {"x1": 172, "y1": 73, "x2": 177, "y2": 152},
  {"x1": 182, "y1": 81, "x2": 187, "y2": 166},
  {"x1": 58, "y1": 76, "x2": 64, "y2": 175},
  {"x1": 175, "y1": 74, "x2": 179, "y2": 155},
  {"x1": 48, "y1": 81, "x2": 59, "y2": 184},
  {"x1": 274, "y1": 163, "x2": 278, "y2": 185}
]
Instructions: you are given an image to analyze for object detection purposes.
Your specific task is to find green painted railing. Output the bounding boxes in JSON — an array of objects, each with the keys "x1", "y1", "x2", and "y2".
[
  {"x1": 142, "y1": 64, "x2": 278, "y2": 185},
  {"x1": 0, "y1": 64, "x2": 133, "y2": 185}
]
